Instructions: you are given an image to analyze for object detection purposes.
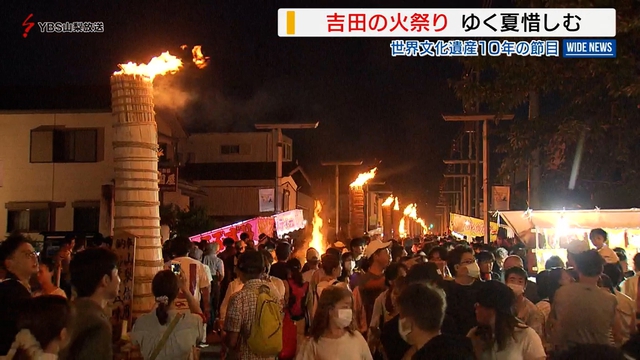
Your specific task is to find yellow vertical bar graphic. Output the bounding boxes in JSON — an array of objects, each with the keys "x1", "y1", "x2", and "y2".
[{"x1": 286, "y1": 11, "x2": 295, "y2": 35}]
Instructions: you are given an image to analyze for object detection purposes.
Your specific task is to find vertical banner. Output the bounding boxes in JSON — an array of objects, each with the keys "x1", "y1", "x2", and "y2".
[
  {"x1": 259, "y1": 188, "x2": 275, "y2": 212},
  {"x1": 109, "y1": 231, "x2": 136, "y2": 341},
  {"x1": 492, "y1": 186, "x2": 511, "y2": 211}
]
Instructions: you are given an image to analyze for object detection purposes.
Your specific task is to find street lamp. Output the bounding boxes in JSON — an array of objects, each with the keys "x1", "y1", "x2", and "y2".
[
  {"x1": 255, "y1": 122, "x2": 319, "y2": 213},
  {"x1": 321, "y1": 161, "x2": 363, "y2": 239}
]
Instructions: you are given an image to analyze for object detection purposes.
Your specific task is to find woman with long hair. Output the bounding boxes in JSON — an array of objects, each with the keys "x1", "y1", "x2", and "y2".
[
  {"x1": 298, "y1": 286, "x2": 372, "y2": 359},
  {"x1": 468, "y1": 280, "x2": 546, "y2": 360},
  {"x1": 5, "y1": 295, "x2": 71, "y2": 360},
  {"x1": 131, "y1": 270, "x2": 204, "y2": 360}
]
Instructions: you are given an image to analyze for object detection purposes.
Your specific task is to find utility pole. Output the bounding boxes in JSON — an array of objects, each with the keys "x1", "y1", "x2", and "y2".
[
  {"x1": 443, "y1": 114, "x2": 514, "y2": 243},
  {"x1": 529, "y1": 90, "x2": 541, "y2": 209},
  {"x1": 256, "y1": 122, "x2": 319, "y2": 213},
  {"x1": 321, "y1": 161, "x2": 362, "y2": 239}
]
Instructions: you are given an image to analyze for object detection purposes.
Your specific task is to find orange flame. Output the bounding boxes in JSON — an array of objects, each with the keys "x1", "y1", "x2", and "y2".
[
  {"x1": 393, "y1": 197, "x2": 400, "y2": 211},
  {"x1": 192, "y1": 45, "x2": 210, "y2": 69},
  {"x1": 350, "y1": 167, "x2": 377, "y2": 187},
  {"x1": 180, "y1": 44, "x2": 188, "y2": 50},
  {"x1": 114, "y1": 51, "x2": 183, "y2": 81},
  {"x1": 403, "y1": 204, "x2": 417, "y2": 218},
  {"x1": 399, "y1": 218, "x2": 406, "y2": 237},
  {"x1": 310, "y1": 200, "x2": 326, "y2": 254},
  {"x1": 381, "y1": 195, "x2": 394, "y2": 207}
]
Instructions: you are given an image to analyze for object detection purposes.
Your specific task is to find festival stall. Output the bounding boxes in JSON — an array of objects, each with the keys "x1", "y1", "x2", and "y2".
[
  {"x1": 449, "y1": 213, "x2": 509, "y2": 242},
  {"x1": 499, "y1": 209, "x2": 640, "y2": 271},
  {"x1": 189, "y1": 209, "x2": 307, "y2": 245}
]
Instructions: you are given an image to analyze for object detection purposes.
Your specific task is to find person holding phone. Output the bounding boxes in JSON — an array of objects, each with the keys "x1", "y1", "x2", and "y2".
[{"x1": 131, "y1": 270, "x2": 204, "y2": 360}]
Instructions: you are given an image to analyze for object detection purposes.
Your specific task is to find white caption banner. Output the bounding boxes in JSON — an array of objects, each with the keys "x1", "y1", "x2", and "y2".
[{"x1": 278, "y1": 8, "x2": 616, "y2": 38}]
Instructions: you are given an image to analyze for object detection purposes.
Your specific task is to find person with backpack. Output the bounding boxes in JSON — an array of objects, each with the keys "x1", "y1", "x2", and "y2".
[
  {"x1": 223, "y1": 251, "x2": 284, "y2": 360},
  {"x1": 285, "y1": 259, "x2": 309, "y2": 354}
]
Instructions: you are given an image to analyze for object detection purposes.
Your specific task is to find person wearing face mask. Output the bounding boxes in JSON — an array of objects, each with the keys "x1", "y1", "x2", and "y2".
[
  {"x1": 442, "y1": 245, "x2": 483, "y2": 336},
  {"x1": 339, "y1": 252, "x2": 356, "y2": 285},
  {"x1": 504, "y1": 267, "x2": 545, "y2": 339},
  {"x1": 396, "y1": 282, "x2": 474, "y2": 360},
  {"x1": 297, "y1": 286, "x2": 372, "y2": 360}
]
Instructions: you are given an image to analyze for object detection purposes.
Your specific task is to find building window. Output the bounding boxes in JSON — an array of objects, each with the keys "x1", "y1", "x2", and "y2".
[
  {"x1": 158, "y1": 143, "x2": 168, "y2": 162},
  {"x1": 283, "y1": 144, "x2": 292, "y2": 161},
  {"x1": 220, "y1": 145, "x2": 240, "y2": 155},
  {"x1": 7, "y1": 209, "x2": 50, "y2": 233},
  {"x1": 73, "y1": 207, "x2": 99, "y2": 233},
  {"x1": 30, "y1": 128, "x2": 98, "y2": 163}
]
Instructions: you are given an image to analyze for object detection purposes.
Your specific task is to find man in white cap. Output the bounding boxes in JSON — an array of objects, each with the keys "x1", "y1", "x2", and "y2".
[
  {"x1": 566, "y1": 239, "x2": 591, "y2": 268},
  {"x1": 351, "y1": 239, "x2": 392, "y2": 333}
]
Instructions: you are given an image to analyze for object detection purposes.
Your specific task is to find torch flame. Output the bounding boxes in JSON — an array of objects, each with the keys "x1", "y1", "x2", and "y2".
[
  {"x1": 114, "y1": 51, "x2": 183, "y2": 81},
  {"x1": 192, "y1": 45, "x2": 210, "y2": 69},
  {"x1": 393, "y1": 197, "x2": 399, "y2": 211},
  {"x1": 399, "y1": 218, "x2": 406, "y2": 237},
  {"x1": 310, "y1": 200, "x2": 326, "y2": 254},
  {"x1": 381, "y1": 196, "x2": 394, "y2": 207},
  {"x1": 350, "y1": 167, "x2": 377, "y2": 187},
  {"x1": 180, "y1": 44, "x2": 188, "y2": 50},
  {"x1": 403, "y1": 204, "x2": 417, "y2": 218}
]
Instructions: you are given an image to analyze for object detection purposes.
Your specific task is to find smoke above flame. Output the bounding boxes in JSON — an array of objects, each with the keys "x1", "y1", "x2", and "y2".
[
  {"x1": 381, "y1": 195, "x2": 394, "y2": 207},
  {"x1": 350, "y1": 167, "x2": 377, "y2": 187},
  {"x1": 310, "y1": 200, "x2": 326, "y2": 254},
  {"x1": 114, "y1": 45, "x2": 208, "y2": 82}
]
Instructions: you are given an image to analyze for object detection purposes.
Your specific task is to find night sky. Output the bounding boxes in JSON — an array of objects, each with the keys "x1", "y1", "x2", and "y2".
[{"x1": 0, "y1": 0, "x2": 513, "y2": 219}]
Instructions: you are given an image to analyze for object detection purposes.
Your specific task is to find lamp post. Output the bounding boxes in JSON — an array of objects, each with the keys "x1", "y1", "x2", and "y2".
[
  {"x1": 321, "y1": 161, "x2": 363, "y2": 239},
  {"x1": 255, "y1": 123, "x2": 319, "y2": 213}
]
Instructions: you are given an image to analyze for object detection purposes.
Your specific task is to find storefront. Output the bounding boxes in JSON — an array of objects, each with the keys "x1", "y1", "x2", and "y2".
[{"x1": 500, "y1": 209, "x2": 640, "y2": 271}]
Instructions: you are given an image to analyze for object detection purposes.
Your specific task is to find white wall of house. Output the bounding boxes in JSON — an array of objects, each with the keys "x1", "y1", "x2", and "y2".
[
  {"x1": 180, "y1": 132, "x2": 293, "y2": 164},
  {"x1": 0, "y1": 111, "x2": 114, "y2": 236},
  {"x1": 0, "y1": 111, "x2": 190, "y2": 237}
]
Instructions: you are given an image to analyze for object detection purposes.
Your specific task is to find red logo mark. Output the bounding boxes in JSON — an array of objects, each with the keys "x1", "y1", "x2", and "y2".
[{"x1": 22, "y1": 14, "x2": 35, "y2": 38}]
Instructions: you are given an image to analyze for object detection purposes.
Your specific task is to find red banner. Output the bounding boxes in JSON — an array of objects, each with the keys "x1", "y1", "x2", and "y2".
[{"x1": 190, "y1": 217, "x2": 274, "y2": 246}]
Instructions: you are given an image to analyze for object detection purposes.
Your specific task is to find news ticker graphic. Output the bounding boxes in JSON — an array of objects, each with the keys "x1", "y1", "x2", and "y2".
[
  {"x1": 389, "y1": 39, "x2": 616, "y2": 58},
  {"x1": 277, "y1": 8, "x2": 616, "y2": 38}
]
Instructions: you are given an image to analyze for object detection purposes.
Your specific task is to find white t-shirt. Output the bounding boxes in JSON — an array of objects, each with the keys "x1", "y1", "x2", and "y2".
[
  {"x1": 598, "y1": 245, "x2": 620, "y2": 264},
  {"x1": 468, "y1": 326, "x2": 546, "y2": 360},
  {"x1": 168, "y1": 257, "x2": 210, "y2": 312},
  {"x1": 131, "y1": 310, "x2": 203, "y2": 360},
  {"x1": 297, "y1": 331, "x2": 373, "y2": 360}
]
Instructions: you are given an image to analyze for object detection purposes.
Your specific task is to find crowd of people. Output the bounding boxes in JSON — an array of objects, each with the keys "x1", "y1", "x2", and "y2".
[{"x1": 2, "y1": 228, "x2": 640, "y2": 359}]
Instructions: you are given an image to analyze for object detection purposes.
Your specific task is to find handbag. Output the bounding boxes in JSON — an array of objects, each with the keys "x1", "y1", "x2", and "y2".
[{"x1": 149, "y1": 313, "x2": 184, "y2": 360}]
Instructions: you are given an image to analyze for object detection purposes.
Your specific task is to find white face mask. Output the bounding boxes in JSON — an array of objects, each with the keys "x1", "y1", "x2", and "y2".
[
  {"x1": 507, "y1": 283, "x2": 525, "y2": 296},
  {"x1": 333, "y1": 309, "x2": 353, "y2": 328},
  {"x1": 465, "y1": 262, "x2": 481, "y2": 279},
  {"x1": 398, "y1": 317, "x2": 412, "y2": 344}
]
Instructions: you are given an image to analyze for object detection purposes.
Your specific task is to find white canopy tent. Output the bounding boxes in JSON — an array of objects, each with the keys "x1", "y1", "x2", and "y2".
[{"x1": 499, "y1": 208, "x2": 640, "y2": 236}]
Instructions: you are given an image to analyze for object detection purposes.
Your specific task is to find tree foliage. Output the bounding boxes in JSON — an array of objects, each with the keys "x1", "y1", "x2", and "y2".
[
  {"x1": 450, "y1": 0, "x2": 640, "y2": 207},
  {"x1": 159, "y1": 204, "x2": 214, "y2": 238}
]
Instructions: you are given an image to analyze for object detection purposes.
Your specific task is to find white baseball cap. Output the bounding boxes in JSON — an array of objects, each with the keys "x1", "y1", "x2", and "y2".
[
  {"x1": 567, "y1": 239, "x2": 590, "y2": 255},
  {"x1": 364, "y1": 239, "x2": 392, "y2": 258}
]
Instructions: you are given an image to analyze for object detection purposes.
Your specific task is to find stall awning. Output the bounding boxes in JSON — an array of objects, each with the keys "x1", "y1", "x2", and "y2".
[{"x1": 499, "y1": 209, "x2": 640, "y2": 235}]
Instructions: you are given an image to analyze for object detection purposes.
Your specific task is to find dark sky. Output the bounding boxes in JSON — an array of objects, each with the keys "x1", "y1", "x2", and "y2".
[{"x1": 0, "y1": 0, "x2": 511, "y2": 219}]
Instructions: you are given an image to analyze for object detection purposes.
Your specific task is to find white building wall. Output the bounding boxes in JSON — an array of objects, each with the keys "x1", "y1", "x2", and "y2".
[{"x1": 0, "y1": 111, "x2": 114, "y2": 236}]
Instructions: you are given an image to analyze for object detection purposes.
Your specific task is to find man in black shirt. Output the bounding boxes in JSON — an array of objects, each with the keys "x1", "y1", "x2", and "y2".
[
  {"x1": 397, "y1": 283, "x2": 474, "y2": 360},
  {"x1": 269, "y1": 241, "x2": 291, "y2": 281},
  {"x1": 0, "y1": 234, "x2": 39, "y2": 355}
]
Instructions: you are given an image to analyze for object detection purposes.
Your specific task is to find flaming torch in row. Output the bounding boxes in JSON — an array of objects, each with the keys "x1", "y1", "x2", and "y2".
[
  {"x1": 111, "y1": 46, "x2": 208, "y2": 318},
  {"x1": 381, "y1": 196, "x2": 394, "y2": 240},
  {"x1": 349, "y1": 168, "x2": 377, "y2": 239}
]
